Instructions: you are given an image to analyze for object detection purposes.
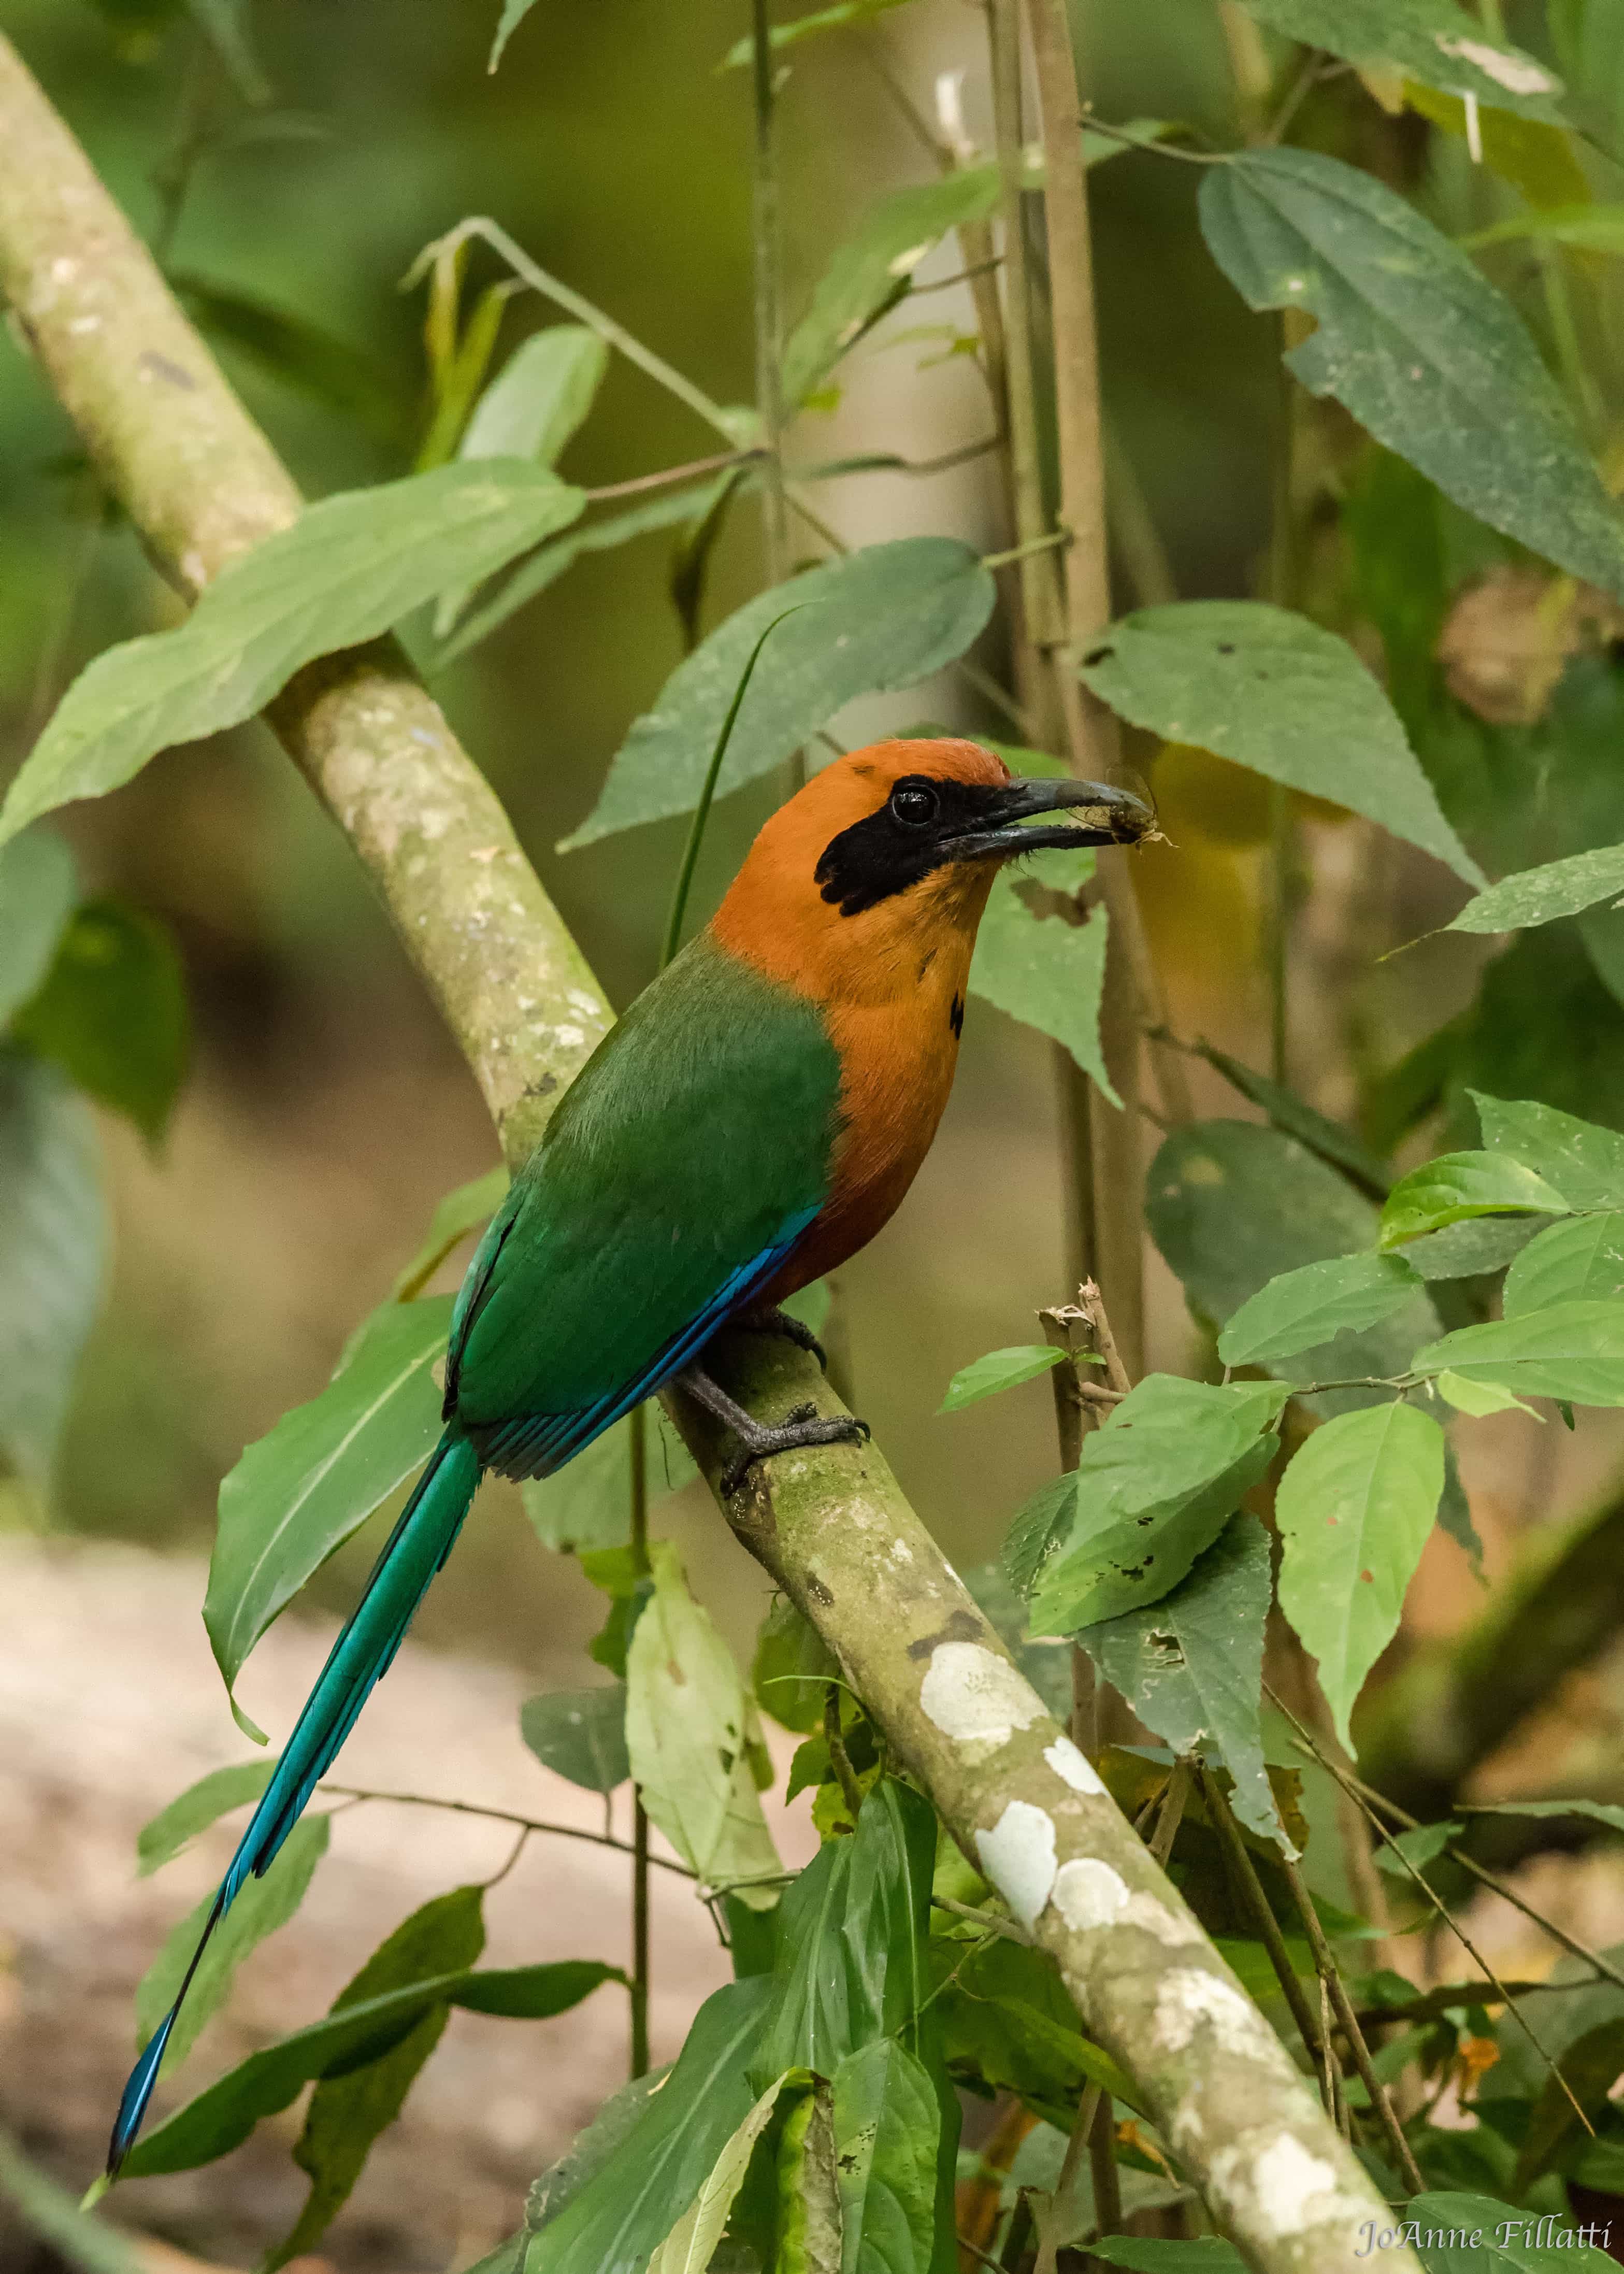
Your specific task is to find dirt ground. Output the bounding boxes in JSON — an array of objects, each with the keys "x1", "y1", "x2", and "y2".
[{"x1": 0, "y1": 1533, "x2": 817, "y2": 2273}]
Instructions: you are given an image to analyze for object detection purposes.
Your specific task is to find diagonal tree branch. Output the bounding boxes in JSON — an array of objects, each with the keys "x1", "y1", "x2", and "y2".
[{"x1": 0, "y1": 38, "x2": 1415, "y2": 2273}]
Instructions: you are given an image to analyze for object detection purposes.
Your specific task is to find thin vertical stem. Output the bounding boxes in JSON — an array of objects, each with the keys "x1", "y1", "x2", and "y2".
[
  {"x1": 751, "y1": 0, "x2": 788, "y2": 589},
  {"x1": 628, "y1": 1400, "x2": 651, "y2": 2080},
  {"x1": 1199, "y1": 1766, "x2": 1326, "y2": 2069},
  {"x1": 1039, "y1": 1304, "x2": 1095, "y2": 1753},
  {"x1": 1269, "y1": 780, "x2": 1291, "y2": 1085}
]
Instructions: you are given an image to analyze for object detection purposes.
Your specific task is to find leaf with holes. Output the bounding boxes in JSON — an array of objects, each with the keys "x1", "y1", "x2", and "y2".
[
  {"x1": 561, "y1": 539, "x2": 995, "y2": 848},
  {"x1": 1379, "y1": 1151, "x2": 1571, "y2": 1249},
  {"x1": 1217, "y1": 1252, "x2": 1421, "y2": 1367},
  {"x1": 1199, "y1": 149, "x2": 1624, "y2": 602},
  {"x1": 831, "y1": 2037, "x2": 939, "y2": 2274},
  {"x1": 1080, "y1": 1514, "x2": 1290, "y2": 1851},
  {"x1": 1275, "y1": 1401, "x2": 1445, "y2": 1750},
  {"x1": 205, "y1": 1296, "x2": 453, "y2": 1734},
  {"x1": 1080, "y1": 602, "x2": 1479, "y2": 883},
  {"x1": 0, "y1": 1054, "x2": 105, "y2": 1494},
  {"x1": 521, "y1": 1686, "x2": 630, "y2": 1794},
  {"x1": 0, "y1": 462, "x2": 584, "y2": 845}
]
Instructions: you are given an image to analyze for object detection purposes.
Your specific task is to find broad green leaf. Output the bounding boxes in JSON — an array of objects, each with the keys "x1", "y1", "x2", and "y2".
[
  {"x1": 1147, "y1": 1121, "x2": 1441, "y2": 1414},
  {"x1": 831, "y1": 2039, "x2": 938, "y2": 2274},
  {"x1": 1028, "y1": 1376, "x2": 1285, "y2": 1635},
  {"x1": 1001, "y1": 1471, "x2": 1078, "y2": 1599},
  {"x1": 12, "y1": 899, "x2": 189, "y2": 1143},
  {"x1": 205, "y1": 1295, "x2": 453, "y2": 1723},
  {"x1": 1447, "y1": 842, "x2": 1624, "y2": 935},
  {"x1": 1233, "y1": 0, "x2": 1563, "y2": 120},
  {"x1": 753, "y1": 1780, "x2": 935, "y2": 2089},
  {"x1": 561, "y1": 539, "x2": 995, "y2": 849},
  {"x1": 1275, "y1": 1402, "x2": 1446, "y2": 1749},
  {"x1": 753, "y1": 1594, "x2": 841, "y2": 1735},
  {"x1": 1198, "y1": 149, "x2": 1624, "y2": 604},
  {"x1": 1092, "y1": 2244, "x2": 1243, "y2": 2274},
  {"x1": 625, "y1": 1541, "x2": 782, "y2": 1903},
  {"x1": 0, "y1": 1052, "x2": 106, "y2": 1493},
  {"x1": 1217, "y1": 1252, "x2": 1420, "y2": 1367},
  {"x1": 525, "y1": 1976, "x2": 772, "y2": 2274},
  {"x1": 1079, "y1": 1514, "x2": 1291, "y2": 1851},
  {"x1": 267, "y1": 1885, "x2": 486, "y2": 2271},
  {"x1": 520, "y1": 1685, "x2": 629, "y2": 1794},
  {"x1": 524, "y1": 2070, "x2": 670, "y2": 2239},
  {"x1": 647, "y1": 2070, "x2": 801, "y2": 2274},
  {"x1": 1079, "y1": 602, "x2": 1480, "y2": 884},
  {"x1": 1474, "y1": 1092, "x2": 1624, "y2": 1212},
  {"x1": 0, "y1": 2125, "x2": 147, "y2": 2274},
  {"x1": 1378, "y1": 1151, "x2": 1570, "y2": 1248},
  {"x1": 938, "y1": 1343, "x2": 1067, "y2": 1414},
  {"x1": 136, "y1": 1759, "x2": 277, "y2": 1876},
  {"x1": 391, "y1": 1163, "x2": 508, "y2": 1300},
  {"x1": 135, "y1": 1815, "x2": 330, "y2": 2074},
  {"x1": 0, "y1": 462, "x2": 584, "y2": 845},
  {"x1": 1409, "y1": 2190, "x2": 1618, "y2": 2269},
  {"x1": 122, "y1": 1958, "x2": 619, "y2": 2180},
  {"x1": 1401, "y1": 1214, "x2": 1540, "y2": 1280},
  {"x1": 1435, "y1": 1369, "x2": 1542, "y2": 1419},
  {"x1": 461, "y1": 328, "x2": 608, "y2": 467},
  {"x1": 718, "y1": 0, "x2": 916, "y2": 68},
  {"x1": 1464, "y1": 1797, "x2": 1624, "y2": 1832},
  {"x1": 1504, "y1": 1213, "x2": 1624, "y2": 1315},
  {"x1": 929, "y1": 1934, "x2": 1142, "y2": 2124},
  {"x1": 1411, "y1": 1300, "x2": 1624, "y2": 1405},
  {"x1": 1188, "y1": 1037, "x2": 1391, "y2": 1198},
  {"x1": 520, "y1": 1405, "x2": 697, "y2": 1556},
  {"x1": 969, "y1": 866, "x2": 1116, "y2": 1102},
  {"x1": 0, "y1": 828, "x2": 76, "y2": 1025},
  {"x1": 435, "y1": 482, "x2": 727, "y2": 668},
  {"x1": 782, "y1": 170, "x2": 1001, "y2": 410}
]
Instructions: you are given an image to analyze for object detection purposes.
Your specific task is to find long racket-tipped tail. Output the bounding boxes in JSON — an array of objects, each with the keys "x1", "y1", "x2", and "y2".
[{"x1": 106, "y1": 1427, "x2": 481, "y2": 2176}]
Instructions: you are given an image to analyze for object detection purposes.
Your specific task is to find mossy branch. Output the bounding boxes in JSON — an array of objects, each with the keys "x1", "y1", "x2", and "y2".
[{"x1": 0, "y1": 36, "x2": 1414, "y2": 2272}]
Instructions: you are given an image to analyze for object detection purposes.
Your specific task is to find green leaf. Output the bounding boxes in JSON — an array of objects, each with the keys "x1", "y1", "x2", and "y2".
[
  {"x1": 462, "y1": 328, "x2": 608, "y2": 467},
  {"x1": 0, "y1": 1053, "x2": 106, "y2": 1493},
  {"x1": 969, "y1": 869, "x2": 1116, "y2": 1103},
  {"x1": 1505, "y1": 1213, "x2": 1624, "y2": 1315},
  {"x1": 0, "y1": 2125, "x2": 147, "y2": 2274},
  {"x1": 434, "y1": 483, "x2": 725, "y2": 668},
  {"x1": 1275, "y1": 1402, "x2": 1446, "y2": 1749},
  {"x1": 267, "y1": 1885, "x2": 487, "y2": 2271},
  {"x1": 12, "y1": 899, "x2": 189, "y2": 1143},
  {"x1": 525, "y1": 1975, "x2": 772, "y2": 2274},
  {"x1": 1447, "y1": 842, "x2": 1624, "y2": 936},
  {"x1": 1028, "y1": 1376, "x2": 1285, "y2": 1635},
  {"x1": 1401, "y1": 1214, "x2": 1541, "y2": 1280},
  {"x1": 1091, "y1": 2243, "x2": 1243, "y2": 2274},
  {"x1": 625, "y1": 1541, "x2": 782, "y2": 1903},
  {"x1": 1474, "y1": 1092, "x2": 1624, "y2": 1212},
  {"x1": 520, "y1": 1406, "x2": 697, "y2": 1555},
  {"x1": 752, "y1": 1595, "x2": 841, "y2": 1735},
  {"x1": 831, "y1": 2038, "x2": 939, "y2": 2274},
  {"x1": 1406, "y1": 2190, "x2": 1619, "y2": 2268},
  {"x1": 0, "y1": 828, "x2": 76, "y2": 1026},
  {"x1": 488, "y1": 0, "x2": 539, "y2": 68},
  {"x1": 136, "y1": 1759, "x2": 277, "y2": 1876},
  {"x1": 520, "y1": 1685, "x2": 630, "y2": 1794},
  {"x1": 1468, "y1": 204, "x2": 1624, "y2": 256},
  {"x1": 1188, "y1": 1037, "x2": 1392, "y2": 1199},
  {"x1": 1371, "y1": 1820, "x2": 1459, "y2": 1877},
  {"x1": 1233, "y1": 0, "x2": 1563, "y2": 119},
  {"x1": 937, "y1": 1343, "x2": 1067, "y2": 1414},
  {"x1": 172, "y1": 274, "x2": 404, "y2": 442},
  {"x1": 1198, "y1": 149, "x2": 1624, "y2": 603},
  {"x1": 772, "y1": 2081, "x2": 842, "y2": 2274},
  {"x1": 1411, "y1": 1299, "x2": 1624, "y2": 1405},
  {"x1": 1079, "y1": 602, "x2": 1480, "y2": 884},
  {"x1": 1463, "y1": 1796, "x2": 1624, "y2": 1832},
  {"x1": 135, "y1": 1815, "x2": 330, "y2": 2075},
  {"x1": 1217, "y1": 1252, "x2": 1421, "y2": 1367},
  {"x1": 1378, "y1": 1151, "x2": 1571, "y2": 1248},
  {"x1": 648, "y1": 2070, "x2": 802, "y2": 2274},
  {"x1": 1435, "y1": 1369, "x2": 1543, "y2": 1419},
  {"x1": 205, "y1": 1295, "x2": 453, "y2": 1722},
  {"x1": 1080, "y1": 1514, "x2": 1291, "y2": 1851},
  {"x1": 0, "y1": 462, "x2": 585, "y2": 845},
  {"x1": 122, "y1": 1958, "x2": 619, "y2": 2180},
  {"x1": 561, "y1": 539, "x2": 995, "y2": 849},
  {"x1": 1001, "y1": 1471, "x2": 1079, "y2": 1600},
  {"x1": 782, "y1": 169, "x2": 1001, "y2": 409},
  {"x1": 391, "y1": 1163, "x2": 509, "y2": 1301},
  {"x1": 525, "y1": 2070, "x2": 671, "y2": 2239},
  {"x1": 718, "y1": 0, "x2": 917, "y2": 68}
]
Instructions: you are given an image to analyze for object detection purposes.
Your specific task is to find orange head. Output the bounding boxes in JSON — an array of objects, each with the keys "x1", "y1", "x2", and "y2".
[{"x1": 711, "y1": 737, "x2": 1149, "y2": 1007}]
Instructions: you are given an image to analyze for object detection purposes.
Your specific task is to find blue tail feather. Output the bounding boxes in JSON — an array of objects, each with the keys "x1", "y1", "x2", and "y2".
[{"x1": 107, "y1": 1428, "x2": 481, "y2": 2174}]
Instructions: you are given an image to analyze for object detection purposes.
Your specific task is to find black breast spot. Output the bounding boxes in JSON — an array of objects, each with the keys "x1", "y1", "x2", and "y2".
[{"x1": 950, "y1": 992, "x2": 964, "y2": 1039}]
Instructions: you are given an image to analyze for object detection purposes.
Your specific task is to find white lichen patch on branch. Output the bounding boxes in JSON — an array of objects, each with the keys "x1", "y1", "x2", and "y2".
[
  {"x1": 1051, "y1": 1856, "x2": 1127, "y2": 1930},
  {"x1": 975, "y1": 1799, "x2": 1057, "y2": 1928},
  {"x1": 918, "y1": 1640, "x2": 1045, "y2": 1752},
  {"x1": 1043, "y1": 1733, "x2": 1104, "y2": 1795},
  {"x1": 1154, "y1": 1968, "x2": 1285, "y2": 2064},
  {"x1": 1212, "y1": 2130, "x2": 1371, "y2": 2246}
]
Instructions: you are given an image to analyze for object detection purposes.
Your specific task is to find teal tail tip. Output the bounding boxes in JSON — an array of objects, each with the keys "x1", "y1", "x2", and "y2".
[{"x1": 106, "y1": 2008, "x2": 176, "y2": 2177}]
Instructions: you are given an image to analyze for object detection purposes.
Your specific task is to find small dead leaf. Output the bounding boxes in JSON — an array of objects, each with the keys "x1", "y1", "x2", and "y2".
[{"x1": 1436, "y1": 568, "x2": 1624, "y2": 726}]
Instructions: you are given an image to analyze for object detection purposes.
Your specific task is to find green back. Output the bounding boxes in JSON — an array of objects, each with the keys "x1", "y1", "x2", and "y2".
[{"x1": 449, "y1": 930, "x2": 841, "y2": 1438}]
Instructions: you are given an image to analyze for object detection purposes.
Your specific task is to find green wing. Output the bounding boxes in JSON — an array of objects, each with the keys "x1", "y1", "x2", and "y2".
[{"x1": 445, "y1": 932, "x2": 841, "y2": 1474}]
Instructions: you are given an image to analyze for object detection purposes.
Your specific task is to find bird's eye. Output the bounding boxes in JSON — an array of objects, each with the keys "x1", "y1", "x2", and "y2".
[{"x1": 889, "y1": 783, "x2": 939, "y2": 827}]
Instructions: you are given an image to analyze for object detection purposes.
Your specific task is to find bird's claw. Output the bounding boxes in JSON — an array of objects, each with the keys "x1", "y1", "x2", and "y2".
[
  {"x1": 746, "y1": 1306, "x2": 828, "y2": 1371},
  {"x1": 721, "y1": 1408, "x2": 870, "y2": 1496}
]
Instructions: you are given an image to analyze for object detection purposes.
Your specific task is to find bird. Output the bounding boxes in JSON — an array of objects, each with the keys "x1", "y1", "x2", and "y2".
[{"x1": 107, "y1": 736, "x2": 1148, "y2": 2171}]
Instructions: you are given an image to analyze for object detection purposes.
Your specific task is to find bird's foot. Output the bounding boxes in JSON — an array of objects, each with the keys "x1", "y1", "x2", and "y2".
[
  {"x1": 679, "y1": 1365, "x2": 868, "y2": 1495},
  {"x1": 743, "y1": 1304, "x2": 827, "y2": 1370}
]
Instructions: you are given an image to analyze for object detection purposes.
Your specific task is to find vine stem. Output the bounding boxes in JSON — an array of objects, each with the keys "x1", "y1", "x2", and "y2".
[
  {"x1": 319, "y1": 1784, "x2": 696, "y2": 1875},
  {"x1": 750, "y1": 0, "x2": 789, "y2": 590},
  {"x1": 628, "y1": 1403, "x2": 651, "y2": 2079}
]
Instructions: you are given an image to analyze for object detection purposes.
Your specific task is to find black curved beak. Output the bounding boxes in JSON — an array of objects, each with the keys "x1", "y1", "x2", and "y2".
[{"x1": 945, "y1": 774, "x2": 1153, "y2": 861}]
